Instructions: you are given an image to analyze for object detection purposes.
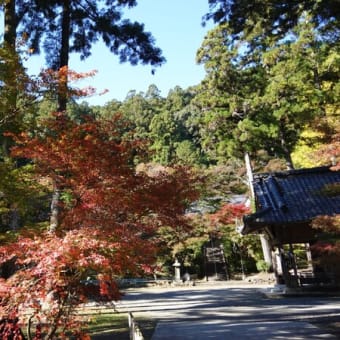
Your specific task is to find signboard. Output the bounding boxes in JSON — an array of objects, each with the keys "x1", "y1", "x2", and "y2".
[{"x1": 205, "y1": 247, "x2": 225, "y2": 263}]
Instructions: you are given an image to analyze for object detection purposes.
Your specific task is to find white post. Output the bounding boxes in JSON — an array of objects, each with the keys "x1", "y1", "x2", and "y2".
[
  {"x1": 305, "y1": 243, "x2": 314, "y2": 271},
  {"x1": 260, "y1": 234, "x2": 273, "y2": 268},
  {"x1": 245, "y1": 153, "x2": 273, "y2": 269},
  {"x1": 245, "y1": 152, "x2": 255, "y2": 198}
]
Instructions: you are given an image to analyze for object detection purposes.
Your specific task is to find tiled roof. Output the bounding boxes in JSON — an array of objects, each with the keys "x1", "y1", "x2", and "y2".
[{"x1": 242, "y1": 166, "x2": 340, "y2": 233}]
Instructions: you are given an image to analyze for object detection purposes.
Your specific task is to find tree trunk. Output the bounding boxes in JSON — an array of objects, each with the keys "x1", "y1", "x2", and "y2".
[
  {"x1": 2, "y1": 0, "x2": 18, "y2": 158},
  {"x1": 283, "y1": 149, "x2": 294, "y2": 171},
  {"x1": 50, "y1": 0, "x2": 71, "y2": 231},
  {"x1": 4, "y1": 0, "x2": 16, "y2": 49},
  {"x1": 57, "y1": 0, "x2": 71, "y2": 112},
  {"x1": 279, "y1": 121, "x2": 295, "y2": 170},
  {"x1": 9, "y1": 205, "x2": 20, "y2": 230},
  {"x1": 49, "y1": 184, "x2": 60, "y2": 233}
]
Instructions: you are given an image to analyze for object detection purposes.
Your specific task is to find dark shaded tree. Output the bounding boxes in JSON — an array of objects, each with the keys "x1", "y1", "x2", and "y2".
[
  {"x1": 0, "y1": 0, "x2": 26, "y2": 157},
  {"x1": 17, "y1": 0, "x2": 165, "y2": 111},
  {"x1": 203, "y1": 0, "x2": 340, "y2": 44}
]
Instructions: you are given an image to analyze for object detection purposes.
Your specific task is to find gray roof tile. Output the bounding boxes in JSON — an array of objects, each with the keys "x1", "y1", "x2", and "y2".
[{"x1": 243, "y1": 166, "x2": 340, "y2": 233}]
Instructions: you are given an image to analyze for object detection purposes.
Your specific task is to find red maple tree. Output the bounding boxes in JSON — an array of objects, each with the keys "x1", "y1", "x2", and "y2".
[
  {"x1": 0, "y1": 114, "x2": 199, "y2": 338},
  {"x1": 310, "y1": 119, "x2": 340, "y2": 284},
  {"x1": 209, "y1": 203, "x2": 250, "y2": 226}
]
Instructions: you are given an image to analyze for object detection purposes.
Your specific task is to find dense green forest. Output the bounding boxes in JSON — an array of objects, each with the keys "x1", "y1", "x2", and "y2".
[{"x1": 0, "y1": 0, "x2": 339, "y2": 337}]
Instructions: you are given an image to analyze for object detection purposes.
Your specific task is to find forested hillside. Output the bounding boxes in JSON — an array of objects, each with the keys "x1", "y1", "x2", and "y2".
[{"x1": 0, "y1": 0, "x2": 338, "y2": 337}]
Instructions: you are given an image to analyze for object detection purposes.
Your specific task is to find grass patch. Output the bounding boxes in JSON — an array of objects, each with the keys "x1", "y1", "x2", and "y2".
[
  {"x1": 82, "y1": 313, "x2": 129, "y2": 339},
  {"x1": 81, "y1": 312, "x2": 157, "y2": 340}
]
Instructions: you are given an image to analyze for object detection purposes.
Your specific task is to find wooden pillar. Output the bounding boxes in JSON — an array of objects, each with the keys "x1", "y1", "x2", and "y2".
[
  {"x1": 278, "y1": 246, "x2": 291, "y2": 287},
  {"x1": 289, "y1": 243, "x2": 300, "y2": 287}
]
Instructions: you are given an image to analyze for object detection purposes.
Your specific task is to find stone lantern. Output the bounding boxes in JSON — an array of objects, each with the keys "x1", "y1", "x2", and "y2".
[{"x1": 173, "y1": 258, "x2": 181, "y2": 282}]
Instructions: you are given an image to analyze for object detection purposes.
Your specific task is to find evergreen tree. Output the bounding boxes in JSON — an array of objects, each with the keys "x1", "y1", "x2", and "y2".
[
  {"x1": 149, "y1": 86, "x2": 201, "y2": 165},
  {"x1": 120, "y1": 87, "x2": 162, "y2": 140},
  {"x1": 195, "y1": 24, "x2": 266, "y2": 163},
  {"x1": 195, "y1": 13, "x2": 339, "y2": 168}
]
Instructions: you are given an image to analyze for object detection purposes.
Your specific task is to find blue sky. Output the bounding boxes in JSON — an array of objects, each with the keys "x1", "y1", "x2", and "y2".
[{"x1": 22, "y1": 0, "x2": 213, "y2": 106}]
